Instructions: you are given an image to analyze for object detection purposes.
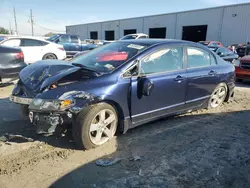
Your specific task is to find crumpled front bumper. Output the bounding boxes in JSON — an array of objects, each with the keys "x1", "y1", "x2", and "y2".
[{"x1": 29, "y1": 111, "x2": 73, "y2": 134}]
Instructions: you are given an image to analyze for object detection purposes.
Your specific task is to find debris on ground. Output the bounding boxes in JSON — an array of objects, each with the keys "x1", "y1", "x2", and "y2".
[
  {"x1": 130, "y1": 156, "x2": 141, "y2": 161},
  {"x1": 0, "y1": 134, "x2": 34, "y2": 144},
  {"x1": 96, "y1": 158, "x2": 122, "y2": 167}
]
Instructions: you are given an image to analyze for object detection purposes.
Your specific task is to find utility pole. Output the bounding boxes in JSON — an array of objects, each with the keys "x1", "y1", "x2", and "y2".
[
  {"x1": 29, "y1": 9, "x2": 34, "y2": 36},
  {"x1": 9, "y1": 22, "x2": 13, "y2": 35},
  {"x1": 13, "y1": 7, "x2": 18, "y2": 35}
]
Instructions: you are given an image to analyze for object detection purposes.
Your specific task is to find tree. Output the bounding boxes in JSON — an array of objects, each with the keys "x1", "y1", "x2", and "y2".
[
  {"x1": 44, "y1": 32, "x2": 56, "y2": 37},
  {"x1": 0, "y1": 27, "x2": 9, "y2": 34}
]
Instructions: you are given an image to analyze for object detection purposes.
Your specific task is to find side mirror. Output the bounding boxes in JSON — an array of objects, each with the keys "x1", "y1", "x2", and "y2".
[{"x1": 138, "y1": 77, "x2": 154, "y2": 98}]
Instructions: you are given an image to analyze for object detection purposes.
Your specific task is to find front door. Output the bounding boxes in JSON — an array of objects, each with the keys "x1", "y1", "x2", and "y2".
[
  {"x1": 130, "y1": 45, "x2": 187, "y2": 126},
  {"x1": 185, "y1": 46, "x2": 220, "y2": 108}
]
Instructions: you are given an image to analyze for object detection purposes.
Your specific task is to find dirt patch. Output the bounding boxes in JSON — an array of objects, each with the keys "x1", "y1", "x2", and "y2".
[{"x1": 0, "y1": 143, "x2": 74, "y2": 175}]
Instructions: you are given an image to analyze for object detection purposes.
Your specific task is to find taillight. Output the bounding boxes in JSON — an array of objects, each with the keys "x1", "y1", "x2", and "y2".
[
  {"x1": 58, "y1": 47, "x2": 65, "y2": 51},
  {"x1": 15, "y1": 51, "x2": 24, "y2": 60}
]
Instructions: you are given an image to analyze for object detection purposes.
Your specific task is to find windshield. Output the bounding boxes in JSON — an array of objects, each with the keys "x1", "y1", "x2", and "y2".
[
  {"x1": 47, "y1": 34, "x2": 60, "y2": 41},
  {"x1": 71, "y1": 42, "x2": 150, "y2": 73},
  {"x1": 120, "y1": 35, "x2": 137, "y2": 40}
]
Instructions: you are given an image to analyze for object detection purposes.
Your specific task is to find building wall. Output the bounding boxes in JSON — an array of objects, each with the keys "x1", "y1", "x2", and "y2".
[
  {"x1": 101, "y1": 20, "x2": 120, "y2": 40},
  {"x1": 119, "y1": 18, "x2": 143, "y2": 38},
  {"x1": 221, "y1": 4, "x2": 250, "y2": 45},
  {"x1": 175, "y1": 8, "x2": 223, "y2": 41},
  {"x1": 66, "y1": 3, "x2": 250, "y2": 46},
  {"x1": 143, "y1": 14, "x2": 176, "y2": 38}
]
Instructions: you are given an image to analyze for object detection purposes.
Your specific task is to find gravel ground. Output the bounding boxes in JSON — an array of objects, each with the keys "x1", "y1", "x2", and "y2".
[{"x1": 0, "y1": 83, "x2": 249, "y2": 188}]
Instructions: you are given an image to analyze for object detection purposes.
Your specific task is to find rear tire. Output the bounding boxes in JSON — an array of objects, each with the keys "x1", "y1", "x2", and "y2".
[
  {"x1": 208, "y1": 83, "x2": 228, "y2": 109},
  {"x1": 72, "y1": 103, "x2": 118, "y2": 150},
  {"x1": 42, "y1": 53, "x2": 57, "y2": 60}
]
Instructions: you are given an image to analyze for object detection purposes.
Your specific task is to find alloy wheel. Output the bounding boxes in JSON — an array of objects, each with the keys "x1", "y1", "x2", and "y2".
[
  {"x1": 89, "y1": 109, "x2": 117, "y2": 145},
  {"x1": 210, "y1": 86, "x2": 227, "y2": 108}
]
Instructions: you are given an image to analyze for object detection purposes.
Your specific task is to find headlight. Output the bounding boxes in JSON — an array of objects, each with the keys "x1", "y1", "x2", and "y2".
[{"x1": 29, "y1": 98, "x2": 74, "y2": 111}]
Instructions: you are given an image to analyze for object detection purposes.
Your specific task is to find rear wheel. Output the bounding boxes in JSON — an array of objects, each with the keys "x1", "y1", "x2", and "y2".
[
  {"x1": 73, "y1": 103, "x2": 118, "y2": 150},
  {"x1": 208, "y1": 83, "x2": 228, "y2": 109},
  {"x1": 42, "y1": 53, "x2": 57, "y2": 60}
]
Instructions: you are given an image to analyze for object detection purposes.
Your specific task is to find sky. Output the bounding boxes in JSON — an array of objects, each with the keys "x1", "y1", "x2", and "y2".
[{"x1": 0, "y1": 0, "x2": 249, "y2": 36}]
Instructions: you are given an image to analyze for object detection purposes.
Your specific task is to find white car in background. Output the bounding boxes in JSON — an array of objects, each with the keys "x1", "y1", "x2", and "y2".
[
  {"x1": 103, "y1": 33, "x2": 149, "y2": 45},
  {"x1": 0, "y1": 37, "x2": 66, "y2": 64},
  {"x1": 119, "y1": 33, "x2": 149, "y2": 40}
]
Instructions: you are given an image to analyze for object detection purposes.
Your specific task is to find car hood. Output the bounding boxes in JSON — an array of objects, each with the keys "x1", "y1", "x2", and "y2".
[
  {"x1": 19, "y1": 60, "x2": 81, "y2": 92},
  {"x1": 240, "y1": 55, "x2": 250, "y2": 61}
]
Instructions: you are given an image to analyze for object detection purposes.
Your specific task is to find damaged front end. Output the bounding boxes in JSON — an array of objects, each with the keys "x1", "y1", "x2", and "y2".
[{"x1": 10, "y1": 60, "x2": 102, "y2": 134}]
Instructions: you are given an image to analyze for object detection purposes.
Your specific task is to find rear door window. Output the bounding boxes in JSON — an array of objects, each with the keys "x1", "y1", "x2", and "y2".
[
  {"x1": 21, "y1": 39, "x2": 44, "y2": 46},
  {"x1": 187, "y1": 47, "x2": 212, "y2": 68},
  {"x1": 59, "y1": 35, "x2": 70, "y2": 43},
  {"x1": 70, "y1": 35, "x2": 79, "y2": 43}
]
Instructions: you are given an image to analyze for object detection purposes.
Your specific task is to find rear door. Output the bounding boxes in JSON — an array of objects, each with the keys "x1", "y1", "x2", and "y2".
[
  {"x1": 185, "y1": 46, "x2": 220, "y2": 108},
  {"x1": 20, "y1": 39, "x2": 44, "y2": 64},
  {"x1": 130, "y1": 45, "x2": 187, "y2": 125}
]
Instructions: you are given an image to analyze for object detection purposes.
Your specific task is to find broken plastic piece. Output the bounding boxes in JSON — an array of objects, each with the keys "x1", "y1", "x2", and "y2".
[{"x1": 95, "y1": 158, "x2": 122, "y2": 167}]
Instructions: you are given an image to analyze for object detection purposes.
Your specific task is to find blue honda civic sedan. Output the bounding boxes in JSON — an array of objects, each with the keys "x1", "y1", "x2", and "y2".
[{"x1": 10, "y1": 39, "x2": 235, "y2": 149}]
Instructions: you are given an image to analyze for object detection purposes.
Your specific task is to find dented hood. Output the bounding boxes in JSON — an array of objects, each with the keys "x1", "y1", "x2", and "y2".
[{"x1": 19, "y1": 60, "x2": 81, "y2": 91}]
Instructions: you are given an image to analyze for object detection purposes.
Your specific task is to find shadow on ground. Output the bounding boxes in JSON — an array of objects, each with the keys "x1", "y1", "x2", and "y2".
[{"x1": 49, "y1": 109, "x2": 250, "y2": 188}]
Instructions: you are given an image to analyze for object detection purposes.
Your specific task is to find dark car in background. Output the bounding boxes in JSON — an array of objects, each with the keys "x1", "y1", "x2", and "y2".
[
  {"x1": 47, "y1": 34, "x2": 98, "y2": 57},
  {"x1": 236, "y1": 45, "x2": 250, "y2": 57},
  {"x1": 9, "y1": 39, "x2": 235, "y2": 149},
  {"x1": 198, "y1": 41, "x2": 223, "y2": 47},
  {"x1": 208, "y1": 46, "x2": 239, "y2": 63},
  {"x1": 0, "y1": 46, "x2": 27, "y2": 84}
]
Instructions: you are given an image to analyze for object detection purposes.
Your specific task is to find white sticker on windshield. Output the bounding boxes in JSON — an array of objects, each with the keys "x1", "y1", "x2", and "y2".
[{"x1": 127, "y1": 44, "x2": 145, "y2": 50}]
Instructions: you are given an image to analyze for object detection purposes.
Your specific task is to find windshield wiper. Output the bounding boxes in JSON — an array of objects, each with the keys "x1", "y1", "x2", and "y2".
[{"x1": 72, "y1": 63, "x2": 102, "y2": 75}]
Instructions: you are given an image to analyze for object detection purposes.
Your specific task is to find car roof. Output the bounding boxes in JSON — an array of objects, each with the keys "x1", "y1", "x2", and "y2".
[{"x1": 5, "y1": 36, "x2": 48, "y2": 42}]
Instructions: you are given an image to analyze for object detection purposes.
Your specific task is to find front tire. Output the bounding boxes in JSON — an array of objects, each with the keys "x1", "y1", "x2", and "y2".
[
  {"x1": 73, "y1": 103, "x2": 118, "y2": 150},
  {"x1": 208, "y1": 83, "x2": 228, "y2": 109}
]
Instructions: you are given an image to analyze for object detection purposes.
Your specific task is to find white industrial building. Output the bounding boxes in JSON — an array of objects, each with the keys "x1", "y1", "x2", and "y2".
[{"x1": 66, "y1": 3, "x2": 250, "y2": 46}]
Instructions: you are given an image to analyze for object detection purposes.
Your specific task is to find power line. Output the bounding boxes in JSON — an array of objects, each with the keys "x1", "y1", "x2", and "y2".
[{"x1": 33, "y1": 23, "x2": 65, "y2": 32}]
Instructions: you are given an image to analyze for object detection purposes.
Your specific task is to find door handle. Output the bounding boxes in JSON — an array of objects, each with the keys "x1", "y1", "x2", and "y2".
[
  {"x1": 174, "y1": 75, "x2": 184, "y2": 82},
  {"x1": 208, "y1": 70, "x2": 217, "y2": 76}
]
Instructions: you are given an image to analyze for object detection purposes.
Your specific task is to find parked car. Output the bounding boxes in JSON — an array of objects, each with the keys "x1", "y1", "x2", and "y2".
[
  {"x1": 208, "y1": 46, "x2": 238, "y2": 63},
  {"x1": 0, "y1": 46, "x2": 26, "y2": 83},
  {"x1": 234, "y1": 55, "x2": 250, "y2": 81},
  {"x1": 0, "y1": 37, "x2": 66, "y2": 64},
  {"x1": 236, "y1": 45, "x2": 250, "y2": 57},
  {"x1": 103, "y1": 33, "x2": 149, "y2": 45},
  {"x1": 47, "y1": 34, "x2": 98, "y2": 57},
  {"x1": 198, "y1": 41, "x2": 223, "y2": 47},
  {"x1": 9, "y1": 39, "x2": 235, "y2": 149},
  {"x1": 120, "y1": 33, "x2": 149, "y2": 40}
]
